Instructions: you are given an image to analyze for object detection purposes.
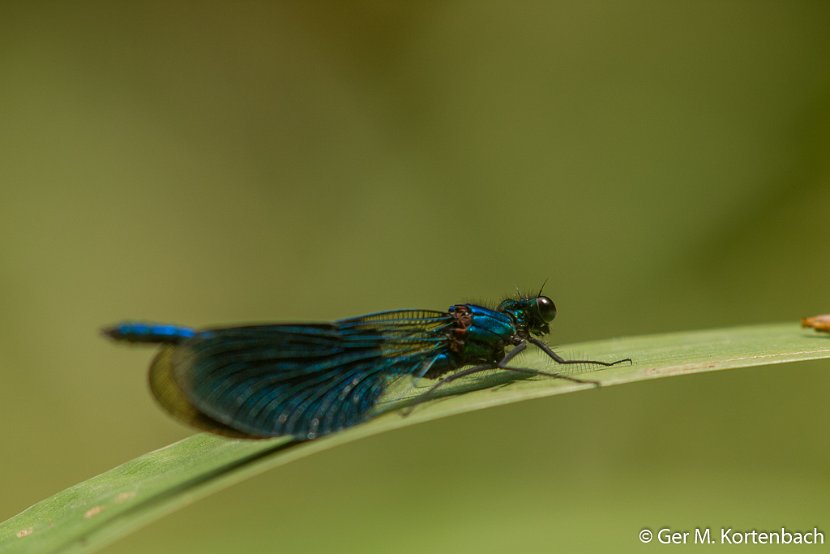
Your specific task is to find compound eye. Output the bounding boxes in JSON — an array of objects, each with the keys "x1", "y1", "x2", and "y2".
[{"x1": 536, "y1": 296, "x2": 557, "y2": 322}]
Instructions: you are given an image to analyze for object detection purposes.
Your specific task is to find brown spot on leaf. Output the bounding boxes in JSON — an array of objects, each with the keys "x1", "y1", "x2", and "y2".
[{"x1": 802, "y1": 314, "x2": 830, "y2": 333}]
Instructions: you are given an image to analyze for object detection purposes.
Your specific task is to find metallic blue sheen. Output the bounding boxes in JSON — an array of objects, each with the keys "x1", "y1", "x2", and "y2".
[
  {"x1": 106, "y1": 322, "x2": 196, "y2": 343},
  {"x1": 455, "y1": 306, "x2": 516, "y2": 362}
]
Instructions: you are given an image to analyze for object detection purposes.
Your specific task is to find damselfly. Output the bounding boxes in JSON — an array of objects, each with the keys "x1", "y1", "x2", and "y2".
[{"x1": 105, "y1": 293, "x2": 630, "y2": 440}]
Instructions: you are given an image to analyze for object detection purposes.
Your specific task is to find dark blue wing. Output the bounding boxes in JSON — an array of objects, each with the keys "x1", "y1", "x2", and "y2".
[{"x1": 149, "y1": 310, "x2": 453, "y2": 439}]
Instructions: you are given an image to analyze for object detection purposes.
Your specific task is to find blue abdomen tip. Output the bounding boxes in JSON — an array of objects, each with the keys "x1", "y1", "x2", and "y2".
[{"x1": 103, "y1": 322, "x2": 196, "y2": 344}]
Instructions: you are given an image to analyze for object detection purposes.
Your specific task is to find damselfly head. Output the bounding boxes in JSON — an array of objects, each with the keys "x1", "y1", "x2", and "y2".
[{"x1": 498, "y1": 295, "x2": 557, "y2": 336}]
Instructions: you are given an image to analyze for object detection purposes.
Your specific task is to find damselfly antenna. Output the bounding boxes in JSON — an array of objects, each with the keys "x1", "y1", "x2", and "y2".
[{"x1": 537, "y1": 278, "x2": 549, "y2": 297}]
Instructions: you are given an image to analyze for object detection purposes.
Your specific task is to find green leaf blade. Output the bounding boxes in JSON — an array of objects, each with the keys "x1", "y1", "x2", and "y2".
[{"x1": 2, "y1": 323, "x2": 828, "y2": 553}]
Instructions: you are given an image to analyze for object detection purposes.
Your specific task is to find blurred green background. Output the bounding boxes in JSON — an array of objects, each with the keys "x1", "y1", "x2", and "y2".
[{"x1": 2, "y1": 1, "x2": 830, "y2": 552}]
